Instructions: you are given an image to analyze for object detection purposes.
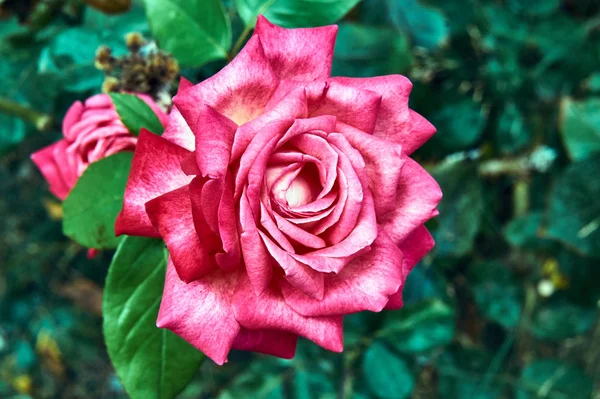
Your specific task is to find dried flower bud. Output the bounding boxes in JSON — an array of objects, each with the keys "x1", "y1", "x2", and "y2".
[
  {"x1": 125, "y1": 32, "x2": 145, "y2": 52},
  {"x1": 101, "y1": 76, "x2": 120, "y2": 93},
  {"x1": 84, "y1": 0, "x2": 131, "y2": 15},
  {"x1": 95, "y1": 45, "x2": 115, "y2": 71}
]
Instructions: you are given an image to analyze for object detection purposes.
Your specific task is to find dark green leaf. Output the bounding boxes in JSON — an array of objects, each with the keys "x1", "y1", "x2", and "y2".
[
  {"x1": 363, "y1": 342, "x2": 414, "y2": 399},
  {"x1": 559, "y1": 97, "x2": 600, "y2": 162},
  {"x1": 62, "y1": 152, "x2": 133, "y2": 249},
  {"x1": 546, "y1": 156, "x2": 600, "y2": 257},
  {"x1": 516, "y1": 359, "x2": 593, "y2": 399},
  {"x1": 144, "y1": 0, "x2": 231, "y2": 68},
  {"x1": 437, "y1": 346, "x2": 505, "y2": 399},
  {"x1": 470, "y1": 262, "x2": 522, "y2": 329},
  {"x1": 432, "y1": 163, "x2": 484, "y2": 257},
  {"x1": 504, "y1": 212, "x2": 546, "y2": 249},
  {"x1": 110, "y1": 93, "x2": 164, "y2": 136},
  {"x1": 531, "y1": 301, "x2": 596, "y2": 341},
  {"x1": 495, "y1": 102, "x2": 531, "y2": 154},
  {"x1": 103, "y1": 236, "x2": 205, "y2": 399},
  {"x1": 0, "y1": 112, "x2": 26, "y2": 155},
  {"x1": 234, "y1": 0, "x2": 361, "y2": 28},
  {"x1": 379, "y1": 299, "x2": 455, "y2": 353},
  {"x1": 430, "y1": 97, "x2": 486, "y2": 152},
  {"x1": 331, "y1": 23, "x2": 413, "y2": 77},
  {"x1": 387, "y1": 0, "x2": 449, "y2": 49}
]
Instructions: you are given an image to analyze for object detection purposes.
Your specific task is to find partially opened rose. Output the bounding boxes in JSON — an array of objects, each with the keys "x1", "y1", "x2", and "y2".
[
  {"x1": 116, "y1": 16, "x2": 442, "y2": 365},
  {"x1": 31, "y1": 93, "x2": 168, "y2": 200}
]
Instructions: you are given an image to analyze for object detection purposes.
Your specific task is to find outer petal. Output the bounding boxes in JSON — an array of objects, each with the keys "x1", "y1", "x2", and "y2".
[
  {"x1": 268, "y1": 80, "x2": 381, "y2": 134},
  {"x1": 173, "y1": 35, "x2": 279, "y2": 126},
  {"x1": 379, "y1": 156, "x2": 442, "y2": 244},
  {"x1": 337, "y1": 122, "x2": 405, "y2": 215},
  {"x1": 194, "y1": 105, "x2": 237, "y2": 177},
  {"x1": 254, "y1": 15, "x2": 337, "y2": 81},
  {"x1": 115, "y1": 129, "x2": 193, "y2": 237},
  {"x1": 31, "y1": 141, "x2": 71, "y2": 200},
  {"x1": 61, "y1": 101, "x2": 84, "y2": 137},
  {"x1": 232, "y1": 328, "x2": 297, "y2": 359},
  {"x1": 162, "y1": 78, "x2": 196, "y2": 150},
  {"x1": 232, "y1": 276, "x2": 344, "y2": 352},
  {"x1": 146, "y1": 186, "x2": 217, "y2": 282},
  {"x1": 239, "y1": 190, "x2": 274, "y2": 295},
  {"x1": 385, "y1": 225, "x2": 435, "y2": 310},
  {"x1": 283, "y1": 231, "x2": 404, "y2": 316},
  {"x1": 331, "y1": 76, "x2": 435, "y2": 154},
  {"x1": 157, "y1": 260, "x2": 242, "y2": 365}
]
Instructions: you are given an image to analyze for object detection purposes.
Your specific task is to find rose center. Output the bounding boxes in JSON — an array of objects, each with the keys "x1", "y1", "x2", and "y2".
[{"x1": 284, "y1": 163, "x2": 321, "y2": 207}]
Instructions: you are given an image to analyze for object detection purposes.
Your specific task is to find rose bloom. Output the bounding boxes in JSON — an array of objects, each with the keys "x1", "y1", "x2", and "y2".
[
  {"x1": 116, "y1": 16, "x2": 442, "y2": 364},
  {"x1": 31, "y1": 93, "x2": 168, "y2": 201}
]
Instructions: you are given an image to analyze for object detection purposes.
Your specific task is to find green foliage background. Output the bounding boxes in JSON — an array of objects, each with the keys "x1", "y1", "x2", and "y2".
[{"x1": 1, "y1": 0, "x2": 599, "y2": 398}]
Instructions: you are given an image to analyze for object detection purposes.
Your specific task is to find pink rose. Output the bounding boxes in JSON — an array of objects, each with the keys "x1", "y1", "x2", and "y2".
[
  {"x1": 116, "y1": 16, "x2": 442, "y2": 364},
  {"x1": 31, "y1": 93, "x2": 168, "y2": 200}
]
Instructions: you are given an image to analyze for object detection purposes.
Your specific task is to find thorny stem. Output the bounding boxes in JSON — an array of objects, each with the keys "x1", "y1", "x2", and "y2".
[{"x1": 0, "y1": 96, "x2": 52, "y2": 131}]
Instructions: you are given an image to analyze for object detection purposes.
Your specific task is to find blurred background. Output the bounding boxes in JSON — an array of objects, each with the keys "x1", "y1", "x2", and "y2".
[{"x1": 0, "y1": 0, "x2": 599, "y2": 398}]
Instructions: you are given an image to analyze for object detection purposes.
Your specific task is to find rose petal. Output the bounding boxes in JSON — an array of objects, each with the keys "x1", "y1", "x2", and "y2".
[
  {"x1": 115, "y1": 129, "x2": 193, "y2": 237},
  {"x1": 62, "y1": 101, "x2": 84, "y2": 137},
  {"x1": 268, "y1": 80, "x2": 381, "y2": 134},
  {"x1": 146, "y1": 186, "x2": 217, "y2": 282},
  {"x1": 231, "y1": 87, "x2": 308, "y2": 162},
  {"x1": 331, "y1": 76, "x2": 435, "y2": 154},
  {"x1": 385, "y1": 225, "x2": 435, "y2": 310},
  {"x1": 173, "y1": 35, "x2": 279, "y2": 126},
  {"x1": 232, "y1": 328, "x2": 297, "y2": 359},
  {"x1": 194, "y1": 105, "x2": 238, "y2": 178},
  {"x1": 157, "y1": 260, "x2": 242, "y2": 365},
  {"x1": 239, "y1": 188, "x2": 274, "y2": 295},
  {"x1": 337, "y1": 122, "x2": 405, "y2": 215},
  {"x1": 232, "y1": 276, "x2": 344, "y2": 352},
  {"x1": 379, "y1": 156, "x2": 442, "y2": 244},
  {"x1": 161, "y1": 106, "x2": 195, "y2": 151},
  {"x1": 31, "y1": 141, "x2": 72, "y2": 200},
  {"x1": 254, "y1": 15, "x2": 337, "y2": 81},
  {"x1": 283, "y1": 232, "x2": 404, "y2": 316},
  {"x1": 259, "y1": 231, "x2": 325, "y2": 300}
]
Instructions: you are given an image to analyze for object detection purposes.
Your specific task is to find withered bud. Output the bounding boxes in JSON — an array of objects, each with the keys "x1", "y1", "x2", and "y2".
[
  {"x1": 166, "y1": 57, "x2": 180, "y2": 80},
  {"x1": 101, "y1": 76, "x2": 120, "y2": 93},
  {"x1": 84, "y1": 0, "x2": 131, "y2": 15},
  {"x1": 95, "y1": 45, "x2": 114, "y2": 71},
  {"x1": 125, "y1": 32, "x2": 145, "y2": 52}
]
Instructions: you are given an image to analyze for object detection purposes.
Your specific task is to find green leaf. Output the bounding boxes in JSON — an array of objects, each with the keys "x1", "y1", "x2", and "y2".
[
  {"x1": 516, "y1": 359, "x2": 593, "y2": 399},
  {"x1": 432, "y1": 163, "x2": 484, "y2": 257},
  {"x1": 387, "y1": 0, "x2": 449, "y2": 50},
  {"x1": 363, "y1": 342, "x2": 414, "y2": 399},
  {"x1": 234, "y1": 0, "x2": 361, "y2": 28},
  {"x1": 469, "y1": 261, "x2": 522, "y2": 329},
  {"x1": 504, "y1": 212, "x2": 545, "y2": 249},
  {"x1": 144, "y1": 0, "x2": 231, "y2": 68},
  {"x1": 103, "y1": 236, "x2": 205, "y2": 399},
  {"x1": 437, "y1": 346, "x2": 505, "y2": 399},
  {"x1": 0, "y1": 112, "x2": 26, "y2": 155},
  {"x1": 379, "y1": 299, "x2": 455, "y2": 353},
  {"x1": 110, "y1": 93, "x2": 164, "y2": 136},
  {"x1": 546, "y1": 156, "x2": 600, "y2": 257},
  {"x1": 62, "y1": 152, "x2": 133, "y2": 249},
  {"x1": 428, "y1": 96, "x2": 486, "y2": 152},
  {"x1": 331, "y1": 23, "x2": 413, "y2": 77},
  {"x1": 559, "y1": 97, "x2": 600, "y2": 162},
  {"x1": 495, "y1": 102, "x2": 531, "y2": 155},
  {"x1": 531, "y1": 301, "x2": 596, "y2": 341}
]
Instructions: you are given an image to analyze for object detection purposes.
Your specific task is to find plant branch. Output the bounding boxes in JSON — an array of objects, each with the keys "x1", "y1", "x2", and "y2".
[
  {"x1": 0, "y1": 96, "x2": 52, "y2": 131},
  {"x1": 229, "y1": 23, "x2": 254, "y2": 60}
]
